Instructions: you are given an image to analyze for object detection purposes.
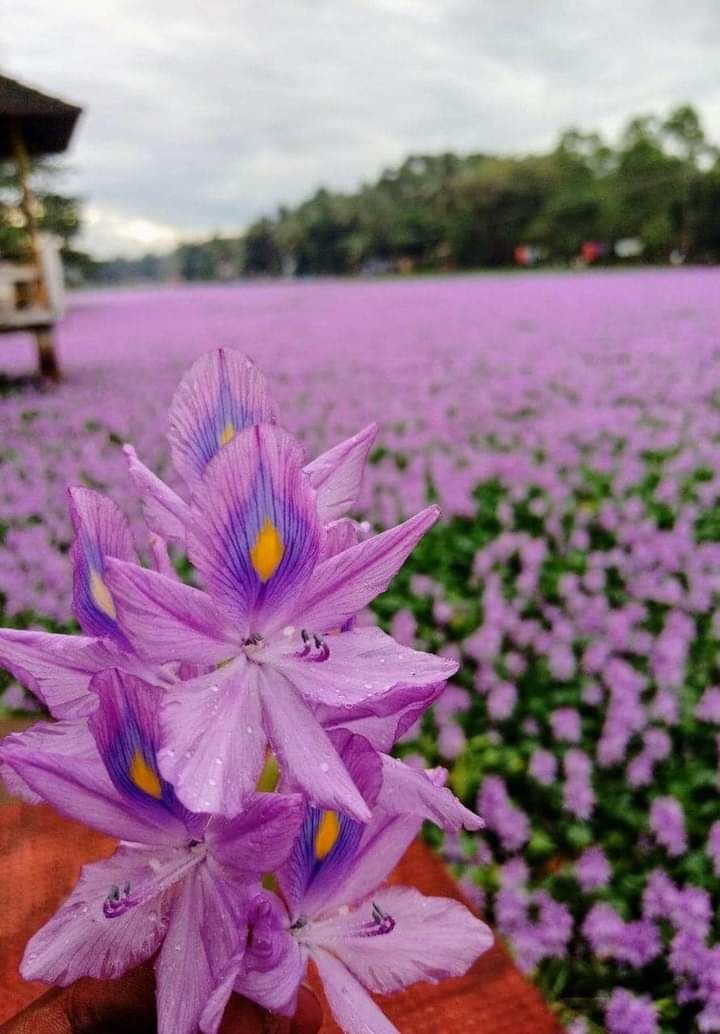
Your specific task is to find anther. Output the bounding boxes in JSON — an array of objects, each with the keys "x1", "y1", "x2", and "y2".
[
  {"x1": 103, "y1": 882, "x2": 136, "y2": 919},
  {"x1": 297, "y1": 630, "x2": 330, "y2": 662}
]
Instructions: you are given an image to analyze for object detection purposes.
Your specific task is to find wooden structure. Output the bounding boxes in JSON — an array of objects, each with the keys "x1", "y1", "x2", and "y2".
[{"x1": 0, "y1": 74, "x2": 82, "y2": 380}]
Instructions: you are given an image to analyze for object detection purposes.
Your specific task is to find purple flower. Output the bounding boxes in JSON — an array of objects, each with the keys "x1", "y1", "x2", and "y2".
[
  {"x1": 200, "y1": 744, "x2": 493, "y2": 1033},
  {"x1": 0, "y1": 669, "x2": 304, "y2": 1034},
  {"x1": 696, "y1": 687, "x2": 720, "y2": 724},
  {"x1": 582, "y1": 904, "x2": 660, "y2": 968},
  {"x1": 575, "y1": 846, "x2": 611, "y2": 892},
  {"x1": 390, "y1": 608, "x2": 416, "y2": 647},
  {"x1": 0, "y1": 488, "x2": 148, "y2": 720},
  {"x1": 605, "y1": 988, "x2": 659, "y2": 1034},
  {"x1": 106, "y1": 423, "x2": 453, "y2": 819},
  {"x1": 528, "y1": 748, "x2": 557, "y2": 787},
  {"x1": 563, "y1": 749, "x2": 595, "y2": 820},
  {"x1": 437, "y1": 721, "x2": 466, "y2": 759},
  {"x1": 550, "y1": 708, "x2": 582, "y2": 743},
  {"x1": 649, "y1": 796, "x2": 687, "y2": 857},
  {"x1": 487, "y1": 680, "x2": 517, "y2": 721},
  {"x1": 477, "y1": 776, "x2": 530, "y2": 852},
  {"x1": 125, "y1": 349, "x2": 378, "y2": 550}
]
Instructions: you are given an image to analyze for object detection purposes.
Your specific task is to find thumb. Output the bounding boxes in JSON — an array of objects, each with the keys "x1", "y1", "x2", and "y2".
[
  {"x1": 219, "y1": 985, "x2": 323, "y2": 1033},
  {"x1": 0, "y1": 964, "x2": 156, "y2": 1034},
  {"x1": 0, "y1": 968, "x2": 323, "y2": 1034}
]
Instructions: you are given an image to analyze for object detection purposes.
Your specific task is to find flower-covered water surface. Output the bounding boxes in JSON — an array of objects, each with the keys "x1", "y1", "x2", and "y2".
[{"x1": 3, "y1": 268, "x2": 720, "y2": 1029}]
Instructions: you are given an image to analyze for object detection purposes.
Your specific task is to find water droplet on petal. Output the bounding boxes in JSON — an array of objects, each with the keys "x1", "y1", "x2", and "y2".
[
  {"x1": 246, "y1": 726, "x2": 254, "y2": 734},
  {"x1": 214, "y1": 756, "x2": 223, "y2": 765},
  {"x1": 320, "y1": 762, "x2": 329, "y2": 773}
]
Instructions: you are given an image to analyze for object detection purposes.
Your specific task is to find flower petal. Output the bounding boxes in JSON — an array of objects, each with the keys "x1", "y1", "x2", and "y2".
[
  {"x1": 295, "y1": 506, "x2": 440, "y2": 632},
  {"x1": 291, "y1": 808, "x2": 423, "y2": 918},
  {"x1": 104, "y1": 558, "x2": 233, "y2": 664},
  {"x1": 168, "y1": 348, "x2": 277, "y2": 491},
  {"x1": 279, "y1": 733, "x2": 382, "y2": 917},
  {"x1": 148, "y1": 532, "x2": 178, "y2": 578},
  {"x1": 200, "y1": 893, "x2": 304, "y2": 1032},
  {"x1": 0, "y1": 627, "x2": 115, "y2": 719},
  {"x1": 271, "y1": 626, "x2": 457, "y2": 708},
  {"x1": 304, "y1": 423, "x2": 378, "y2": 523},
  {"x1": 313, "y1": 948, "x2": 398, "y2": 1034},
  {"x1": 1, "y1": 718, "x2": 96, "y2": 804},
  {"x1": 377, "y1": 755, "x2": 483, "y2": 832},
  {"x1": 319, "y1": 680, "x2": 447, "y2": 753},
  {"x1": 318, "y1": 518, "x2": 360, "y2": 562},
  {"x1": 68, "y1": 486, "x2": 136, "y2": 649},
  {"x1": 308, "y1": 885, "x2": 492, "y2": 993},
  {"x1": 89, "y1": 668, "x2": 191, "y2": 834},
  {"x1": 0, "y1": 720, "x2": 179, "y2": 845},
  {"x1": 209, "y1": 792, "x2": 305, "y2": 876},
  {"x1": 188, "y1": 424, "x2": 322, "y2": 633},
  {"x1": 155, "y1": 864, "x2": 245, "y2": 1034},
  {"x1": 258, "y1": 669, "x2": 371, "y2": 822},
  {"x1": 158, "y1": 660, "x2": 267, "y2": 817},
  {"x1": 21, "y1": 845, "x2": 170, "y2": 985},
  {"x1": 123, "y1": 444, "x2": 190, "y2": 548}
]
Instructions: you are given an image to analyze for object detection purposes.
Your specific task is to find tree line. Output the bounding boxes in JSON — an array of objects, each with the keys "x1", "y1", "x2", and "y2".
[{"x1": 3, "y1": 104, "x2": 720, "y2": 284}]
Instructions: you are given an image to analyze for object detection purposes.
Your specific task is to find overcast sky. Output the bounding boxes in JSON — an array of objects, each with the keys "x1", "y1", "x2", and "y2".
[{"x1": 2, "y1": 0, "x2": 719, "y2": 258}]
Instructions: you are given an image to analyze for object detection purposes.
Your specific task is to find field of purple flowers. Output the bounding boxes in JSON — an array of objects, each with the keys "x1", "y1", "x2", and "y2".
[{"x1": 2, "y1": 268, "x2": 720, "y2": 1031}]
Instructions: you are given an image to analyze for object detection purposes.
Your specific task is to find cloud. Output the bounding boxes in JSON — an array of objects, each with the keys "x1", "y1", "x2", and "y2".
[
  {"x1": 80, "y1": 204, "x2": 182, "y2": 258},
  {"x1": 2, "y1": 0, "x2": 719, "y2": 256}
]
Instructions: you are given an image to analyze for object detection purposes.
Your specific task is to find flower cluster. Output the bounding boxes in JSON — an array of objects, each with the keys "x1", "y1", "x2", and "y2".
[{"x1": 0, "y1": 350, "x2": 491, "y2": 1034}]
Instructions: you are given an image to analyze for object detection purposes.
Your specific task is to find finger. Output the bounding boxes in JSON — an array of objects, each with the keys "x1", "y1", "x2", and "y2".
[
  {"x1": 0, "y1": 963, "x2": 158, "y2": 1034},
  {"x1": 0, "y1": 986, "x2": 70, "y2": 1034},
  {"x1": 219, "y1": 984, "x2": 323, "y2": 1034},
  {"x1": 0, "y1": 970, "x2": 323, "y2": 1034},
  {"x1": 290, "y1": 985, "x2": 323, "y2": 1034},
  {"x1": 66, "y1": 964, "x2": 156, "y2": 1033}
]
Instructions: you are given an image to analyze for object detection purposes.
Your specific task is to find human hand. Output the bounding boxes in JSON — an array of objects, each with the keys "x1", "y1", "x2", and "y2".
[{"x1": 0, "y1": 961, "x2": 323, "y2": 1034}]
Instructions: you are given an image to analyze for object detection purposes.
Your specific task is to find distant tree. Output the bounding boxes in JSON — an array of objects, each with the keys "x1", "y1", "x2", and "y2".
[
  {"x1": 79, "y1": 101, "x2": 720, "y2": 283},
  {"x1": 243, "y1": 218, "x2": 282, "y2": 275}
]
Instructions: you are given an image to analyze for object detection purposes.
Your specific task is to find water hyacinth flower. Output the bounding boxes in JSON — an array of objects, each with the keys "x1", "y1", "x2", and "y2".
[
  {"x1": 125, "y1": 348, "x2": 380, "y2": 550},
  {"x1": 649, "y1": 796, "x2": 687, "y2": 857},
  {"x1": 0, "y1": 669, "x2": 304, "y2": 1034},
  {"x1": 105, "y1": 420, "x2": 453, "y2": 819},
  {"x1": 0, "y1": 343, "x2": 494, "y2": 1033},
  {"x1": 200, "y1": 740, "x2": 492, "y2": 1034},
  {"x1": 575, "y1": 846, "x2": 611, "y2": 893},
  {"x1": 605, "y1": 988, "x2": 659, "y2": 1034},
  {"x1": 0, "y1": 485, "x2": 177, "y2": 728}
]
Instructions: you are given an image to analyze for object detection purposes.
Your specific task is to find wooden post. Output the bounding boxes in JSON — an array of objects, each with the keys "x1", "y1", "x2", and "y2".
[{"x1": 10, "y1": 123, "x2": 61, "y2": 382}]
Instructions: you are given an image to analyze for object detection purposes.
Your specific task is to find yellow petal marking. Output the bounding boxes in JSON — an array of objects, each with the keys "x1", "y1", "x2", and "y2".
[
  {"x1": 130, "y1": 751, "x2": 162, "y2": 799},
  {"x1": 314, "y1": 810, "x2": 341, "y2": 860},
  {"x1": 219, "y1": 422, "x2": 236, "y2": 447},
  {"x1": 250, "y1": 517, "x2": 284, "y2": 582},
  {"x1": 90, "y1": 569, "x2": 116, "y2": 620}
]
